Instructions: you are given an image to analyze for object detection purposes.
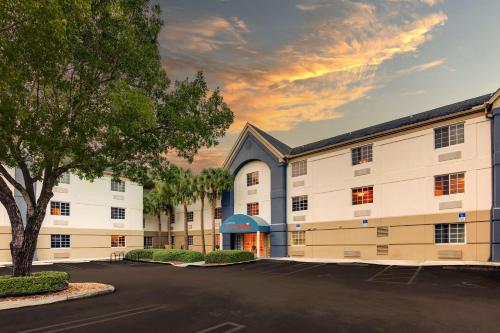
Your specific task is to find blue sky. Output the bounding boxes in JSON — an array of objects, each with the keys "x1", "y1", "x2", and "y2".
[{"x1": 156, "y1": 0, "x2": 500, "y2": 171}]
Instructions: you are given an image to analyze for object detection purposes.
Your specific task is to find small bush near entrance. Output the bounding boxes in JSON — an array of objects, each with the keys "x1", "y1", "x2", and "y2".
[
  {"x1": 0, "y1": 271, "x2": 69, "y2": 297},
  {"x1": 125, "y1": 249, "x2": 158, "y2": 260},
  {"x1": 205, "y1": 250, "x2": 255, "y2": 264},
  {"x1": 152, "y1": 249, "x2": 204, "y2": 263}
]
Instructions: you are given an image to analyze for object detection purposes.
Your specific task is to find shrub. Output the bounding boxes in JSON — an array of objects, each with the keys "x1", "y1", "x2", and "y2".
[
  {"x1": 125, "y1": 249, "x2": 159, "y2": 260},
  {"x1": 0, "y1": 271, "x2": 69, "y2": 297},
  {"x1": 152, "y1": 249, "x2": 204, "y2": 263},
  {"x1": 205, "y1": 250, "x2": 255, "y2": 264}
]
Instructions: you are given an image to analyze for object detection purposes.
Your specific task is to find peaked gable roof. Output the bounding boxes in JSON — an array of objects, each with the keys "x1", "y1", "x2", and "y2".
[{"x1": 248, "y1": 124, "x2": 292, "y2": 155}]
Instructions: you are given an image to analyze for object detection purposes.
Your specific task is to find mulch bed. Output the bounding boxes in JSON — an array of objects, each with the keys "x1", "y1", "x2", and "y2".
[{"x1": 0, "y1": 283, "x2": 110, "y2": 303}]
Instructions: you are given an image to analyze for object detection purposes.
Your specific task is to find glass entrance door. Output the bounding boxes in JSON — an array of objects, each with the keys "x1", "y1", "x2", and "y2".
[{"x1": 234, "y1": 234, "x2": 243, "y2": 250}]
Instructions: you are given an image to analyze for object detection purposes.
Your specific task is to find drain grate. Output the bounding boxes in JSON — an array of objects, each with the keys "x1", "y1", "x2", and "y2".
[{"x1": 368, "y1": 265, "x2": 422, "y2": 284}]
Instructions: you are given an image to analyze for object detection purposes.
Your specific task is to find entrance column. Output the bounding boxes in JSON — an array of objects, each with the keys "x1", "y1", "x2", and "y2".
[
  {"x1": 220, "y1": 233, "x2": 223, "y2": 250},
  {"x1": 257, "y1": 231, "x2": 261, "y2": 258}
]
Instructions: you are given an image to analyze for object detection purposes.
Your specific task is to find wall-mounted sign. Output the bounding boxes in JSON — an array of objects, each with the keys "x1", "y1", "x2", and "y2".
[
  {"x1": 296, "y1": 224, "x2": 301, "y2": 229},
  {"x1": 362, "y1": 219, "x2": 369, "y2": 226},
  {"x1": 458, "y1": 212, "x2": 466, "y2": 222}
]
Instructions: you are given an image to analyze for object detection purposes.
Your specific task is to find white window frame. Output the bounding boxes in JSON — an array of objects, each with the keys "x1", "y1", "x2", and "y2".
[
  {"x1": 247, "y1": 202, "x2": 259, "y2": 216},
  {"x1": 434, "y1": 123, "x2": 465, "y2": 149},
  {"x1": 291, "y1": 231, "x2": 306, "y2": 246},
  {"x1": 111, "y1": 179, "x2": 126, "y2": 192},
  {"x1": 111, "y1": 207, "x2": 126, "y2": 220},
  {"x1": 291, "y1": 160, "x2": 307, "y2": 177},
  {"x1": 188, "y1": 235, "x2": 194, "y2": 246},
  {"x1": 186, "y1": 211, "x2": 194, "y2": 222},
  {"x1": 111, "y1": 235, "x2": 126, "y2": 248},
  {"x1": 246, "y1": 171, "x2": 259, "y2": 187},
  {"x1": 434, "y1": 172, "x2": 465, "y2": 197},
  {"x1": 292, "y1": 195, "x2": 308, "y2": 212},
  {"x1": 144, "y1": 236, "x2": 153, "y2": 248},
  {"x1": 56, "y1": 172, "x2": 70, "y2": 185},
  {"x1": 434, "y1": 223, "x2": 466, "y2": 245},
  {"x1": 351, "y1": 144, "x2": 373, "y2": 166},
  {"x1": 50, "y1": 201, "x2": 70, "y2": 216},
  {"x1": 50, "y1": 234, "x2": 71, "y2": 248}
]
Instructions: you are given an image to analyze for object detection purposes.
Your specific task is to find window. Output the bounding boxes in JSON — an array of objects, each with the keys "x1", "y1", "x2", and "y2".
[
  {"x1": 144, "y1": 236, "x2": 153, "y2": 248},
  {"x1": 169, "y1": 213, "x2": 175, "y2": 224},
  {"x1": 188, "y1": 235, "x2": 193, "y2": 246},
  {"x1": 50, "y1": 201, "x2": 70, "y2": 216},
  {"x1": 247, "y1": 202, "x2": 259, "y2": 216},
  {"x1": 111, "y1": 179, "x2": 125, "y2": 192},
  {"x1": 51, "y1": 234, "x2": 70, "y2": 248},
  {"x1": 111, "y1": 235, "x2": 126, "y2": 247},
  {"x1": 351, "y1": 144, "x2": 373, "y2": 166},
  {"x1": 214, "y1": 207, "x2": 222, "y2": 219},
  {"x1": 292, "y1": 195, "x2": 308, "y2": 211},
  {"x1": 352, "y1": 186, "x2": 374, "y2": 205},
  {"x1": 434, "y1": 123, "x2": 464, "y2": 149},
  {"x1": 291, "y1": 160, "x2": 307, "y2": 177},
  {"x1": 435, "y1": 223, "x2": 465, "y2": 244},
  {"x1": 171, "y1": 236, "x2": 175, "y2": 245},
  {"x1": 434, "y1": 172, "x2": 465, "y2": 196},
  {"x1": 56, "y1": 172, "x2": 70, "y2": 185},
  {"x1": 186, "y1": 211, "x2": 194, "y2": 222},
  {"x1": 111, "y1": 207, "x2": 125, "y2": 219},
  {"x1": 291, "y1": 231, "x2": 305, "y2": 246},
  {"x1": 246, "y1": 171, "x2": 259, "y2": 186}
]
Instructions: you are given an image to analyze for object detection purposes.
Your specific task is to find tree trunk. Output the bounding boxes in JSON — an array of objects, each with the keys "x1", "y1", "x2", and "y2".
[
  {"x1": 211, "y1": 199, "x2": 216, "y2": 251},
  {"x1": 157, "y1": 213, "x2": 162, "y2": 248},
  {"x1": 200, "y1": 195, "x2": 206, "y2": 255},
  {"x1": 183, "y1": 203, "x2": 189, "y2": 250},
  {"x1": 166, "y1": 207, "x2": 173, "y2": 249}
]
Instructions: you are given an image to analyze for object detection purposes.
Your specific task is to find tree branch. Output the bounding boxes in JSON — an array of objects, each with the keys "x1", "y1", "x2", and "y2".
[{"x1": 0, "y1": 164, "x2": 35, "y2": 216}]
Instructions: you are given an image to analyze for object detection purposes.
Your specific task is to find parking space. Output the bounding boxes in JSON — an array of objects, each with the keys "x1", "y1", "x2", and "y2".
[{"x1": 1, "y1": 260, "x2": 500, "y2": 332}]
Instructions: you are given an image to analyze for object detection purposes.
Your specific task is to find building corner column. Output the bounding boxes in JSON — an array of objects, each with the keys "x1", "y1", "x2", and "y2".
[{"x1": 491, "y1": 107, "x2": 500, "y2": 261}]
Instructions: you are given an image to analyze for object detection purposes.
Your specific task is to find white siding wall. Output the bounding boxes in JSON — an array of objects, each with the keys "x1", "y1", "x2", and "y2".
[
  {"x1": 41, "y1": 174, "x2": 143, "y2": 231},
  {"x1": 168, "y1": 198, "x2": 222, "y2": 232},
  {"x1": 234, "y1": 160, "x2": 271, "y2": 223},
  {"x1": 287, "y1": 116, "x2": 492, "y2": 223}
]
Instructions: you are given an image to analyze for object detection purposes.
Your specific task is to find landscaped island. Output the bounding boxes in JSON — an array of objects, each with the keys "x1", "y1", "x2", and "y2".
[{"x1": 125, "y1": 249, "x2": 255, "y2": 265}]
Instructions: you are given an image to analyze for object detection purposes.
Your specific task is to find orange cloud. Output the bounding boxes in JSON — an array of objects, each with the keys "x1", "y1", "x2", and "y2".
[
  {"x1": 160, "y1": 1, "x2": 447, "y2": 134},
  {"x1": 166, "y1": 147, "x2": 228, "y2": 174}
]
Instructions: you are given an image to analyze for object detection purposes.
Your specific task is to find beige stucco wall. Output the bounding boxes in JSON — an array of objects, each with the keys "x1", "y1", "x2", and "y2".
[{"x1": 288, "y1": 210, "x2": 490, "y2": 261}]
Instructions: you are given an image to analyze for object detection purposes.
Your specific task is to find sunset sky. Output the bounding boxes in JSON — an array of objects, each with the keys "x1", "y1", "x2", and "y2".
[{"x1": 157, "y1": 0, "x2": 500, "y2": 172}]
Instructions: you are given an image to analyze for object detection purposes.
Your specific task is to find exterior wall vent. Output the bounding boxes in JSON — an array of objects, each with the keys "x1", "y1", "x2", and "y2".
[
  {"x1": 377, "y1": 245, "x2": 389, "y2": 255},
  {"x1": 344, "y1": 250, "x2": 361, "y2": 258},
  {"x1": 113, "y1": 222, "x2": 124, "y2": 228},
  {"x1": 290, "y1": 248, "x2": 305, "y2": 257},
  {"x1": 354, "y1": 210, "x2": 371, "y2": 217},
  {"x1": 438, "y1": 250, "x2": 462, "y2": 259},
  {"x1": 53, "y1": 187, "x2": 68, "y2": 193},
  {"x1": 247, "y1": 189, "x2": 258, "y2": 195},
  {"x1": 439, "y1": 201, "x2": 462, "y2": 210},
  {"x1": 292, "y1": 180, "x2": 305, "y2": 187},
  {"x1": 377, "y1": 226, "x2": 389, "y2": 237},
  {"x1": 113, "y1": 195, "x2": 125, "y2": 200},
  {"x1": 354, "y1": 168, "x2": 371, "y2": 177},
  {"x1": 293, "y1": 215, "x2": 306, "y2": 222},
  {"x1": 53, "y1": 220, "x2": 68, "y2": 226},
  {"x1": 53, "y1": 252, "x2": 70, "y2": 259},
  {"x1": 438, "y1": 151, "x2": 462, "y2": 162}
]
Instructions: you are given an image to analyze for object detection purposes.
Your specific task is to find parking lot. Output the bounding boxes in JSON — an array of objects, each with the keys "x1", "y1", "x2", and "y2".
[{"x1": 1, "y1": 260, "x2": 500, "y2": 332}]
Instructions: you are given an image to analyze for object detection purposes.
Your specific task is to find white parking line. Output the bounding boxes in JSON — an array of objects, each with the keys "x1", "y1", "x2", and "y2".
[
  {"x1": 196, "y1": 322, "x2": 246, "y2": 333},
  {"x1": 281, "y1": 263, "x2": 327, "y2": 276},
  {"x1": 367, "y1": 265, "x2": 392, "y2": 282},
  {"x1": 19, "y1": 304, "x2": 167, "y2": 333},
  {"x1": 407, "y1": 266, "x2": 423, "y2": 285}
]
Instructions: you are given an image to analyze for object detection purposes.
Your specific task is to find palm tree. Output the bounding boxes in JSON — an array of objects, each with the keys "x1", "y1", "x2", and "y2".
[
  {"x1": 204, "y1": 168, "x2": 234, "y2": 251},
  {"x1": 172, "y1": 168, "x2": 195, "y2": 250},
  {"x1": 158, "y1": 181, "x2": 178, "y2": 249},
  {"x1": 194, "y1": 173, "x2": 210, "y2": 255},
  {"x1": 143, "y1": 185, "x2": 163, "y2": 248}
]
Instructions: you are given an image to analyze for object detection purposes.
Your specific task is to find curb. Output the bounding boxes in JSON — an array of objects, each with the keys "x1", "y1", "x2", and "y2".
[
  {"x1": 0, "y1": 284, "x2": 115, "y2": 311},
  {"x1": 128, "y1": 259, "x2": 258, "y2": 267}
]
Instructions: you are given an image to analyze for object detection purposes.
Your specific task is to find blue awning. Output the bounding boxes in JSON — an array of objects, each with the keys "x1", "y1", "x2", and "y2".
[{"x1": 220, "y1": 214, "x2": 270, "y2": 233}]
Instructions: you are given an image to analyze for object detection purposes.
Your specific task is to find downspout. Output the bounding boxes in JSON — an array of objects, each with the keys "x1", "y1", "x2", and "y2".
[{"x1": 485, "y1": 103, "x2": 494, "y2": 261}]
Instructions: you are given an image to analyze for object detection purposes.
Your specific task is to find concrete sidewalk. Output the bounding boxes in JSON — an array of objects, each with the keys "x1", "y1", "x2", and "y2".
[{"x1": 270, "y1": 256, "x2": 500, "y2": 267}]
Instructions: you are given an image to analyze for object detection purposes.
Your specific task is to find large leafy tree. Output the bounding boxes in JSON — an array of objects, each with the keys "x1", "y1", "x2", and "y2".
[
  {"x1": 0, "y1": 1, "x2": 233, "y2": 276},
  {"x1": 203, "y1": 168, "x2": 234, "y2": 251}
]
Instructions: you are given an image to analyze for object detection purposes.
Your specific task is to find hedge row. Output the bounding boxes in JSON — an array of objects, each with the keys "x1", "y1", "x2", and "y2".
[
  {"x1": 124, "y1": 249, "x2": 157, "y2": 260},
  {"x1": 152, "y1": 249, "x2": 204, "y2": 263},
  {"x1": 0, "y1": 271, "x2": 69, "y2": 297},
  {"x1": 205, "y1": 250, "x2": 255, "y2": 264}
]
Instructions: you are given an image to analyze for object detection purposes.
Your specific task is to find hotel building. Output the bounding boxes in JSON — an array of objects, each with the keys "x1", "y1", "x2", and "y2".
[
  {"x1": 0, "y1": 169, "x2": 143, "y2": 263},
  {"x1": 162, "y1": 89, "x2": 500, "y2": 262}
]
